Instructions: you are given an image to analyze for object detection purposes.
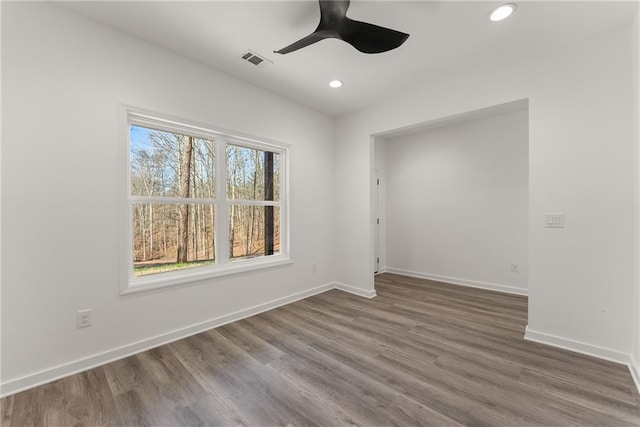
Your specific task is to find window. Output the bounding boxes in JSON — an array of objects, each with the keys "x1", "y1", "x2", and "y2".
[
  {"x1": 121, "y1": 108, "x2": 289, "y2": 293},
  {"x1": 226, "y1": 143, "x2": 282, "y2": 260}
]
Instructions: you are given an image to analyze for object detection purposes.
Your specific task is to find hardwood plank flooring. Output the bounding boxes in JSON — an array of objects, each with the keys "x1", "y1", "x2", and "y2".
[{"x1": 2, "y1": 272, "x2": 639, "y2": 426}]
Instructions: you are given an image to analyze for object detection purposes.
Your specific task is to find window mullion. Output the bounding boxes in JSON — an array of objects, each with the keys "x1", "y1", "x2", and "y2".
[
  {"x1": 224, "y1": 200, "x2": 281, "y2": 207},
  {"x1": 216, "y1": 135, "x2": 229, "y2": 264},
  {"x1": 129, "y1": 196, "x2": 216, "y2": 205}
]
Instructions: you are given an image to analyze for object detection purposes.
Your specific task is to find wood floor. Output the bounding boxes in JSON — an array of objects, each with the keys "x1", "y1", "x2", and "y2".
[{"x1": 2, "y1": 273, "x2": 639, "y2": 426}]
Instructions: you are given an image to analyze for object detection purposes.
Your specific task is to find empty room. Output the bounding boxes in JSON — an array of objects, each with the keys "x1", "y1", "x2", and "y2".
[{"x1": 2, "y1": 1, "x2": 640, "y2": 425}]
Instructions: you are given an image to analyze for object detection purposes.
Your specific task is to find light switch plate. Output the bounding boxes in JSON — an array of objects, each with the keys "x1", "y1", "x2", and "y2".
[{"x1": 545, "y1": 213, "x2": 565, "y2": 228}]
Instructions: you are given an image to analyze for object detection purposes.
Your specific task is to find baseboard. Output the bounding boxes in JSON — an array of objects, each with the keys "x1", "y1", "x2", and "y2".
[
  {"x1": 628, "y1": 357, "x2": 640, "y2": 394},
  {"x1": 524, "y1": 325, "x2": 630, "y2": 365},
  {"x1": 384, "y1": 267, "x2": 528, "y2": 296},
  {"x1": 334, "y1": 282, "x2": 377, "y2": 299},
  {"x1": 1, "y1": 282, "x2": 336, "y2": 398}
]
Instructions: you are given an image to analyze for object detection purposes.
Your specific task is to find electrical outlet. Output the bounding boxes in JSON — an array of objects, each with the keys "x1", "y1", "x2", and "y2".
[
  {"x1": 510, "y1": 263, "x2": 519, "y2": 273},
  {"x1": 312, "y1": 263, "x2": 318, "y2": 273},
  {"x1": 77, "y1": 309, "x2": 92, "y2": 329}
]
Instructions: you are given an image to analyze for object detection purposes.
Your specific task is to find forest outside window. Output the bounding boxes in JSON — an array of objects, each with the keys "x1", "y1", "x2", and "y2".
[{"x1": 123, "y1": 109, "x2": 289, "y2": 293}]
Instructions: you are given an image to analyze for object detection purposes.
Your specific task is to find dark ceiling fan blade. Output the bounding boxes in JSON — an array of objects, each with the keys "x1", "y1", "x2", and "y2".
[
  {"x1": 274, "y1": 31, "x2": 327, "y2": 55},
  {"x1": 337, "y1": 19, "x2": 409, "y2": 54},
  {"x1": 274, "y1": 0, "x2": 349, "y2": 54},
  {"x1": 274, "y1": 0, "x2": 409, "y2": 55}
]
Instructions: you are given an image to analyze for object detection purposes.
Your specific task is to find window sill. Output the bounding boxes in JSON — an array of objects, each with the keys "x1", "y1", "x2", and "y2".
[{"x1": 121, "y1": 255, "x2": 292, "y2": 295}]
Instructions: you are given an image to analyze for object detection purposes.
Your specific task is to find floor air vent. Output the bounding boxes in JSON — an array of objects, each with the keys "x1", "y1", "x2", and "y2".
[{"x1": 242, "y1": 50, "x2": 272, "y2": 69}]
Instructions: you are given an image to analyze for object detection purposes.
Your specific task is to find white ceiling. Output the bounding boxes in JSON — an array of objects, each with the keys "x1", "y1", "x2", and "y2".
[{"x1": 59, "y1": 1, "x2": 638, "y2": 117}]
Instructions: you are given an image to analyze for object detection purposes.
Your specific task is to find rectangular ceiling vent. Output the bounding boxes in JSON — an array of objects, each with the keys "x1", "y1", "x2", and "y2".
[{"x1": 242, "y1": 50, "x2": 272, "y2": 69}]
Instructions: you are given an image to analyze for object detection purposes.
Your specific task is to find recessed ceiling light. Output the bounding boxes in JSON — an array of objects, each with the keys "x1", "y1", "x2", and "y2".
[
  {"x1": 329, "y1": 80, "x2": 343, "y2": 88},
  {"x1": 489, "y1": 3, "x2": 517, "y2": 22}
]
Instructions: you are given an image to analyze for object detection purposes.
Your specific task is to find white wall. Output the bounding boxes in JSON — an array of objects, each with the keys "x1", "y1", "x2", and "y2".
[
  {"x1": 1, "y1": 2, "x2": 335, "y2": 394},
  {"x1": 334, "y1": 26, "x2": 634, "y2": 360},
  {"x1": 632, "y1": 7, "x2": 640, "y2": 386},
  {"x1": 381, "y1": 109, "x2": 528, "y2": 294},
  {"x1": 0, "y1": 0, "x2": 4, "y2": 393}
]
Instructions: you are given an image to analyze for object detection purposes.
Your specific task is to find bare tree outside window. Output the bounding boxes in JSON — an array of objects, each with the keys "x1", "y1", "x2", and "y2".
[
  {"x1": 226, "y1": 145, "x2": 280, "y2": 260},
  {"x1": 130, "y1": 125, "x2": 215, "y2": 276},
  {"x1": 129, "y1": 121, "x2": 283, "y2": 280}
]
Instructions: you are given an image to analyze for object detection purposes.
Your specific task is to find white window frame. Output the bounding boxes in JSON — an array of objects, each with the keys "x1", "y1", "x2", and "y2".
[{"x1": 119, "y1": 105, "x2": 290, "y2": 295}]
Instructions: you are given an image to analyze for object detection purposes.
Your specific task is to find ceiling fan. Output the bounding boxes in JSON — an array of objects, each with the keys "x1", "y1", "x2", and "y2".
[{"x1": 274, "y1": 0, "x2": 409, "y2": 55}]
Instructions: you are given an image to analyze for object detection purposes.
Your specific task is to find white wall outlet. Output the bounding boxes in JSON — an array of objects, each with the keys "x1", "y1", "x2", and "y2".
[
  {"x1": 77, "y1": 309, "x2": 92, "y2": 329},
  {"x1": 312, "y1": 263, "x2": 318, "y2": 273},
  {"x1": 510, "y1": 263, "x2": 519, "y2": 273}
]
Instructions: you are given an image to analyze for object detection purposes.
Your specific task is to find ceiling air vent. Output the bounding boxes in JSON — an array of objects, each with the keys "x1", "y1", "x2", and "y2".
[{"x1": 241, "y1": 50, "x2": 272, "y2": 69}]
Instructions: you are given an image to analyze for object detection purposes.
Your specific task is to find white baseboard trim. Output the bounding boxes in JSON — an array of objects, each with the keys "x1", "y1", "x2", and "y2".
[
  {"x1": 629, "y1": 358, "x2": 640, "y2": 394},
  {"x1": 524, "y1": 326, "x2": 640, "y2": 394},
  {"x1": 524, "y1": 326, "x2": 630, "y2": 365},
  {"x1": 384, "y1": 267, "x2": 528, "y2": 296},
  {"x1": 334, "y1": 282, "x2": 377, "y2": 299},
  {"x1": 1, "y1": 282, "x2": 337, "y2": 398}
]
